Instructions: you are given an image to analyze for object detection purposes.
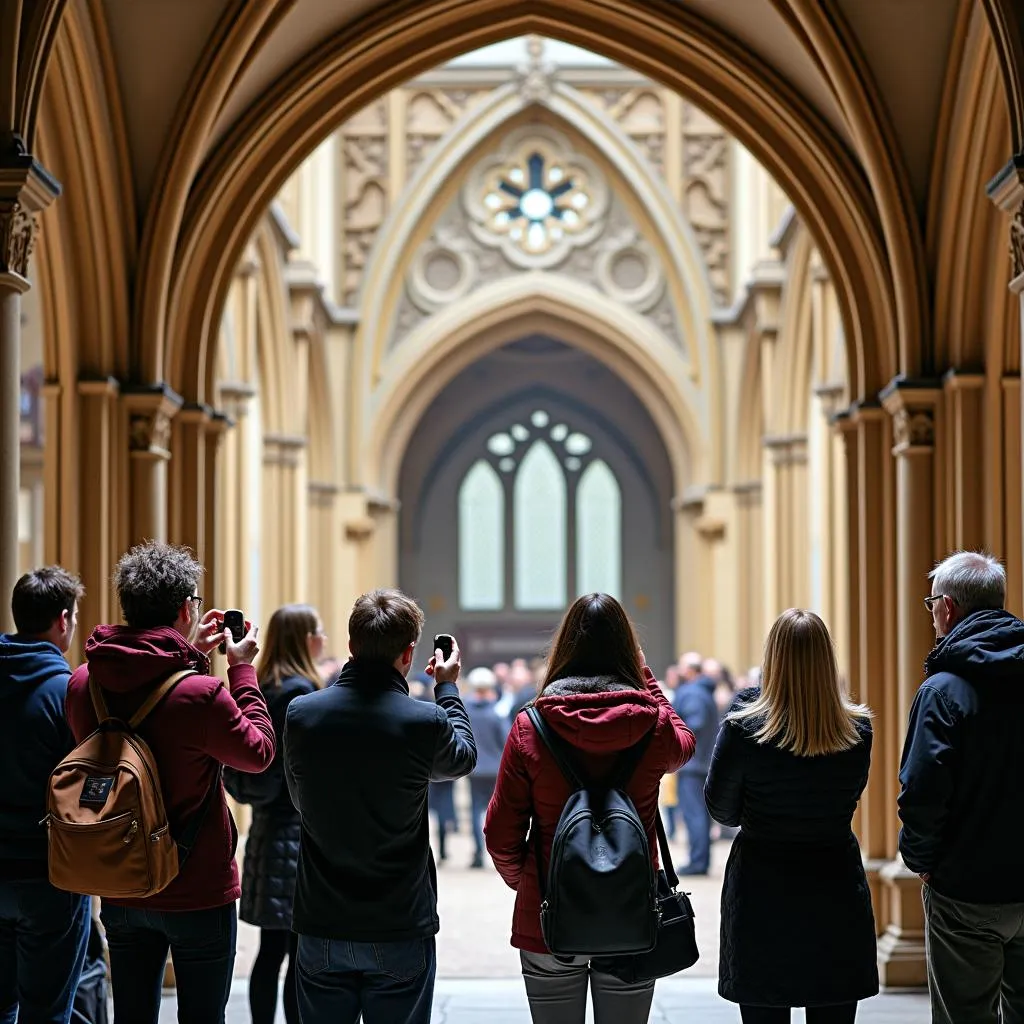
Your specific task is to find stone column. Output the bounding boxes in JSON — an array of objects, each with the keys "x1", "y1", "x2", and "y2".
[
  {"x1": 732, "y1": 481, "x2": 763, "y2": 671},
  {"x1": 122, "y1": 386, "x2": 183, "y2": 544},
  {"x1": 205, "y1": 413, "x2": 231, "y2": 611},
  {"x1": 262, "y1": 434, "x2": 307, "y2": 611},
  {"x1": 308, "y1": 481, "x2": 342, "y2": 641},
  {"x1": 0, "y1": 155, "x2": 59, "y2": 629},
  {"x1": 170, "y1": 403, "x2": 212, "y2": 558},
  {"x1": 877, "y1": 380, "x2": 940, "y2": 988},
  {"x1": 762, "y1": 433, "x2": 809, "y2": 615}
]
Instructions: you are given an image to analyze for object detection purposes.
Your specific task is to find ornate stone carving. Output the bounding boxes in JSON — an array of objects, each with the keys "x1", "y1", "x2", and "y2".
[
  {"x1": 129, "y1": 410, "x2": 172, "y2": 455},
  {"x1": 340, "y1": 101, "x2": 389, "y2": 307},
  {"x1": 578, "y1": 87, "x2": 666, "y2": 174},
  {"x1": 464, "y1": 124, "x2": 609, "y2": 269},
  {"x1": 891, "y1": 407, "x2": 935, "y2": 449},
  {"x1": 516, "y1": 35, "x2": 556, "y2": 103},
  {"x1": 0, "y1": 200, "x2": 38, "y2": 277},
  {"x1": 682, "y1": 104, "x2": 731, "y2": 306},
  {"x1": 405, "y1": 87, "x2": 489, "y2": 177},
  {"x1": 1010, "y1": 204, "x2": 1024, "y2": 280}
]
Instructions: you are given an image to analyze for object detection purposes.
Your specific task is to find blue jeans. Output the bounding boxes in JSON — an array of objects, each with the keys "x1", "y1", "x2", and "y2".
[
  {"x1": 0, "y1": 878, "x2": 89, "y2": 1024},
  {"x1": 296, "y1": 935, "x2": 436, "y2": 1024},
  {"x1": 100, "y1": 902, "x2": 237, "y2": 1024},
  {"x1": 678, "y1": 773, "x2": 711, "y2": 872},
  {"x1": 469, "y1": 776, "x2": 496, "y2": 858}
]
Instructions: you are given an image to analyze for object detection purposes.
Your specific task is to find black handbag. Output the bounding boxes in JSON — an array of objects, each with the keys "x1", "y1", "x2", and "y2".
[{"x1": 592, "y1": 810, "x2": 700, "y2": 982}]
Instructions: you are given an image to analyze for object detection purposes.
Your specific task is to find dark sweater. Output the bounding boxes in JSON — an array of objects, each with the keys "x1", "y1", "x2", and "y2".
[
  {"x1": 0, "y1": 635, "x2": 74, "y2": 878},
  {"x1": 899, "y1": 608, "x2": 1024, "y2": 902},
  {"x1": 284, "y1": 658, "x2": 476, "y2": 940}
]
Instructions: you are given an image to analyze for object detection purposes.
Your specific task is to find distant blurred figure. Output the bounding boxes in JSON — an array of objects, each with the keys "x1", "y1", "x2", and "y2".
[
  {"x1": 464, "y1": 667, "x2": 509, "y2": 868},
  {"x1": 674, "y1": 651, "x2": 719, "y2": 875},
  {"x1": 506, "y1": 661, "x2": 538, "y2": 721}
]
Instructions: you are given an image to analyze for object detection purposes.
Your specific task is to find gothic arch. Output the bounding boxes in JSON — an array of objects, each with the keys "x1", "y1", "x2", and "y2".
[
  {"x1": 364, "y1": 276, "x2": 703, "y2": 501},
  {"x1": 154, "y1": 0, "x2": 911, "y2": 420}
]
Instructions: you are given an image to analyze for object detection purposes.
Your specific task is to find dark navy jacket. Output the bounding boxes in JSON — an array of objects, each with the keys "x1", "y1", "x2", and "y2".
[
  {"x1": 0, "y1": 634, "x2": 74, "y2": 878},
  {"x1": 674, "y1": 676, "x2": 719, "y2": 776},
  {"x1": 898, "y1": 608, "x2": 1024, "y2": 903},
  {"x1": 466, "y1": 696, "x2": 508, "y2": 777},
  {"x1": 285, "y1": 658, "x2": 476, "y2": 940}
]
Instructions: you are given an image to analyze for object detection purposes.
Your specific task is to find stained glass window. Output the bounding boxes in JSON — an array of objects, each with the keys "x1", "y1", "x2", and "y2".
[
  {"x1": 576, "y1": 460, "x2": 622, "y2": 598},
  {"x1": 514, "y1": 442, "x2": 567, "y2": 609},
  {"x1": 459, "y1": 460, "x2": 505, "y2": 610}
]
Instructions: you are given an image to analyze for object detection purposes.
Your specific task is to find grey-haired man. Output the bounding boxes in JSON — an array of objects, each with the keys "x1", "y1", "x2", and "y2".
[{"x1": 898, "y1": 551, "x2": 1024, "y2": 1024}]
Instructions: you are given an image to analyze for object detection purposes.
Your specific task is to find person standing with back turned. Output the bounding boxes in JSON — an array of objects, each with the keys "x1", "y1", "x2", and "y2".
[
  {"x1": 64, "y1": 542, "x2": 276, "y2": 1024},
  {"x1": 898, "y1": 551, "x2": 1024, "y2": 1024},
  {"x1": 284, "y1": 589, "x2": 476, "y2": 1024},
  {"x1": 0, "y1": 568, "x2": 90, "y2": 1024}
]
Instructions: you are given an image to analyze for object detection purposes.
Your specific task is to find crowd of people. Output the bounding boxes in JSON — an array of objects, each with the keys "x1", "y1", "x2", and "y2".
[{"x1": 0, "y1": 543, "x2": 1020, "y2": 1024}]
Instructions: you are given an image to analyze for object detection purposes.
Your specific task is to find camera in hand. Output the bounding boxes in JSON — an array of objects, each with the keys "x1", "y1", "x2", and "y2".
[
  {"x1": 218, "y1": 609, "x2": 246, "y2": 655},
  {"x1": 434, "y1": 633, "x2": 454, "y2": 660}
]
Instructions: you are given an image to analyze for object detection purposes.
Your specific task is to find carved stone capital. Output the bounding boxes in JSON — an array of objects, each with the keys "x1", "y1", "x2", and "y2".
[
  {"x1": 763, "y1": 433, "x2": 808, "y2": 466},
  {"x1": 263, "y1": 433, "x2": 307, "y2": 468},
  {"x1": 122, "y1": 385, "x2": 183, "y2": 459},
  {"x1": 880, "y1": 378, "x2": 940, "y2": 455},
  {"x1": 1012, "y1": 205, "x2": 1024, "y2": 281},
  {"x1": 0, "y1": 155, "x2": 60, "y2": 278}
]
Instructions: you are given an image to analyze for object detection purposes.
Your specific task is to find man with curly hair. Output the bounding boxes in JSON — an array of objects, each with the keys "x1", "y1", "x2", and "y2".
[{"x1": 64, "y1": 541, "x2": 276, "y2": 1024}]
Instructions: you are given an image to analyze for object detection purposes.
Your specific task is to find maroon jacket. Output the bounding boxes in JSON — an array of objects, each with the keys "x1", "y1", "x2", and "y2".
[
  {"x1": 65, "y1": 625, "x2": 275, "y2": 911},
  {"x1": 484, "y1": 667, "x2": 695, "y2": 953}
]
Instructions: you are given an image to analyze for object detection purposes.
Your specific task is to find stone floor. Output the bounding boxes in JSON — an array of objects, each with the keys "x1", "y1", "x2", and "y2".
[{"x1": 157, "y1": 794, "x2": 930, "y2": 1021}]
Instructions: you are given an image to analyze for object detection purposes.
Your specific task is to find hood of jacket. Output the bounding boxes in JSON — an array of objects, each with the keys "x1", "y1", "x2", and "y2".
[
  {"x1": 535, "y1": 674, "x2": 658, "y2": 754},
  {"x1": 0, "y1": 634, "x2": 70, "y2": 695},
  {"x1": 84, "y1": 624, "x2": 210, "y2": 692},
  {"x1": 925, "y1": 608, "x2": 1024, "y2": 682}
]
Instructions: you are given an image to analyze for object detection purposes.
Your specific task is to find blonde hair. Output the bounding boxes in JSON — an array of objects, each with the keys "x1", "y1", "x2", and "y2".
[
  {"x1": 729, "y1": 609, "x2": 870, "y2": 757},
  {"x1": 257, "y1": 604, "x2": 324, "y2": 690}
]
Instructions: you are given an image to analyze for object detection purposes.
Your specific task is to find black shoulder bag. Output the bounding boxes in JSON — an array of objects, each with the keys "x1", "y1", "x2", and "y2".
[{"x1": 590, "y1": 788, "x2": 700, "y2": 981}]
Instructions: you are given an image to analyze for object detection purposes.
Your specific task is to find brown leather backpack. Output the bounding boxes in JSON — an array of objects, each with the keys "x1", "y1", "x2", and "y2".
[{"x1": 45, "y1": 668, "x2": 215, "y2": 899}]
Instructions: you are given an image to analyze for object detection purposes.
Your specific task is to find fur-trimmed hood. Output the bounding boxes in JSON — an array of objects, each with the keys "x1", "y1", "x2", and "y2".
[{"x1": 534, "y1": 673, "x2": 658, "y2": 755}]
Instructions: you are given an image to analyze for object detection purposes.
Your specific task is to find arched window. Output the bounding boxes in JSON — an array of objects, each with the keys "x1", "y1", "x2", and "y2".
[
  {"x1": 514, "y1": 441, "x2": 567, "y2": 609},
  {"x1": 458, "y1": 460, "x2": 505, "y2": 610},
  {"x1": 576, "y1": 459, "x2": 622, "y2": 598}
]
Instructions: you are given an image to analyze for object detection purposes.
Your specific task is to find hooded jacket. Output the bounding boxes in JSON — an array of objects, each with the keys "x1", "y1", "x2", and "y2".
[
  {"x1": 484, "y1": 667, "x2": 695, "y2": 953},
  {"x1": 64, "y1": 625, "x2": 275, "y2": 911},
  {"x1": 0, "y1": 634, "x2": 74, "y2": 878},
  {"x1": 898, "y1": 608, "x2": 1024, "y2": 903}
]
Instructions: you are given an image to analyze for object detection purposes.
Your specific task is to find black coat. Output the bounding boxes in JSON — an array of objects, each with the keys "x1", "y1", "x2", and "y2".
[
  {"x1": 899, "y1": 608, "x2": 1024, "y2": 903},
  {"x1": 284, "y1": 658, "x2": 476, "y2": 941},
  {"x1": 225, "y1": 674, "x2": 315, "y2": 930},
  {"x1": 705, "y1": 689, "x2": 878, "y2": 1007}
]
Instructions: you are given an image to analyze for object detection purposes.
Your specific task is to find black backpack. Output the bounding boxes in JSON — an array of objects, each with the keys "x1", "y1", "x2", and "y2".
[{"x1": 526, "y1": 705, "x2": 659, "y2": 957}]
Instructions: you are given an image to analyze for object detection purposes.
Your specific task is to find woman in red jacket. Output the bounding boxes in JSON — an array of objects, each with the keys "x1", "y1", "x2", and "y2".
[{"x1": 485, "y1": 593, "x2": 695, "y2": 1024}]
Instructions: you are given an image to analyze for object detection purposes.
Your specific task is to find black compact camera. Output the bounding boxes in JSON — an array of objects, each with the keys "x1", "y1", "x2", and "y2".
[
  {"x1": 218, "y1": 609, "x2": 246, "y2": 655},
  {"x1": 433, "y1": 633, "x2": 455, "y2": 660}
]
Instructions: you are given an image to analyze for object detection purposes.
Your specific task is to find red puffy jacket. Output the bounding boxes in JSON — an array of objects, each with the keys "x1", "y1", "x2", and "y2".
[
  {"x1": 484, "y1": 667, "x2": 695, "y2": 953},
  {"x1": 65, "y1": 625, "x2": 275, "y2": 911}
]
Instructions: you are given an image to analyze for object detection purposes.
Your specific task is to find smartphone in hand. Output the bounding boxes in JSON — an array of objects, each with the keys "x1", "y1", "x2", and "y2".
[
  {"x1": 434, "y1": 633, "x2": 455, "y2": 660},
  {"x1": 218, "y1": 609, "x2": 246, "y2": 655}
]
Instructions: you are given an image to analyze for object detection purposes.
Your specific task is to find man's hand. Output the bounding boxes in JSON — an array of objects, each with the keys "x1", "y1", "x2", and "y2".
[
  {"x1": 227, "y1": 622, "x2": 259, "y2": 668},
  {"x1": 426, "y1": 638, "x2": 461, "y2": 686},
  {"x1": 195, "y1": 609, "x2": 228, "y2": 656}
]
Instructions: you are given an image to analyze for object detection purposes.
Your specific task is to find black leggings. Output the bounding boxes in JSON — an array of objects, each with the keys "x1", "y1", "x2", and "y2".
[
  {"x1": 740, "y1": 1004, "x2": 858, "y2": 1024},
  {"x1": 249, "y1": 928, "x2": 298, "y2": 1024}
]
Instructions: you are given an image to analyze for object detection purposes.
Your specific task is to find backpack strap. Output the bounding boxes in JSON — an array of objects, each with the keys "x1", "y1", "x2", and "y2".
[
  {"x1": 525, "y1": 706, "x2": 585, "y2": 790},
  {"x1": 128, "y1": 670, "x2": 197, "y2": 729}
]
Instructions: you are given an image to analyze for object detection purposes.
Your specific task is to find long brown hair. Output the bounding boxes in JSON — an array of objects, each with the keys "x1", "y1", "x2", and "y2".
[
  {"x1": 729, "y1": 609, "x2": 870, "y2": 756},
  {"x1": 256, "y1": 604, "x2": 324, "y2": 690},
  {"x1": 542, "y1": 593, "x2": 646, "y2": 693}
]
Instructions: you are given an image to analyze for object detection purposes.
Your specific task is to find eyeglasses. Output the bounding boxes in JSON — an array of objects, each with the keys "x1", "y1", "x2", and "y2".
[
  {"x1": 923, "y1": 594, "x2": 947, "y2": 612},
  {"x1": 190, "y1": 595, "x2": 204, "y2": 610}
]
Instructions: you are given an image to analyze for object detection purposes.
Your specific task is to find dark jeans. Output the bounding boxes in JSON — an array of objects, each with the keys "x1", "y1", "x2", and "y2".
[
  {"x1": 100, "y1": 901, "x2": 237, "y2": 1024},
  {"x1": 924, "y1": 884, "x2": 1024, "y2": 1023},
  {"x1": 469, "y1": 776, "x2": 496, "y2": 858},
  {"x1": 296, "y1": 934, "x2": 435, "y2": 1024},
  {"x1": 250, "y1": 928, "x2": 298, "y2": 1024},
  {"x1": 678, "y1": 773, "x2": 711, "y2": 872},
  {"x1": 0, "y1": 878, "x2": 90, "y2": 1024},
  {"x1": 739, "y1": 1005, "x2": 857, "y2": 1023}
]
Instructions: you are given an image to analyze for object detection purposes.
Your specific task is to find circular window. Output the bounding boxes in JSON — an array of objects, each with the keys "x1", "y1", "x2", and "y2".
[
  {"x1": 565, "y1": 433, "x2": 592, "y2": 455},
  {"x1": 510, "y1": 424, "x2": 530, "y2": 442},
  {"x1": 550, "y1": 424, "x2": 569, "y2": 442},
  {"x1": 487, "y1": 433, "x2": 515, "y2": 457},
  {"x1": 531, "y1": 411, "x2": 550, "y2": 428},
  {"x1": 565, "y1": 457, "x2": 582, "y2": 472},
  {"x1": 499, "y1": 458, "x2": 516, "y2": 473}
]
